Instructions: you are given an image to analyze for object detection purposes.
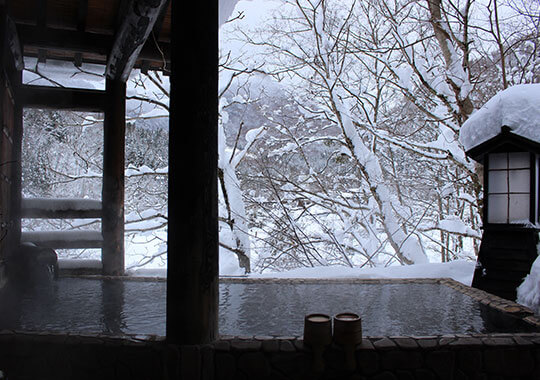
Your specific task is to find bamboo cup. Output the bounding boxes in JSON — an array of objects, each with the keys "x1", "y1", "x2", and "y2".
[
  {"x1": 303, "y1": 313, "x2": 332, "y2": 373},
  {"x1": 333, "y1": 312, "x2": 362, "y2": 371}
]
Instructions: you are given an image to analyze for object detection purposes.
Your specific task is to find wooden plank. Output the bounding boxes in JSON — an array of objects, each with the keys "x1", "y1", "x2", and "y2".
[
  {"x1": 17, "y1": 24, "x2": 111, "y2": 56},
  {"x1": 105, "y1": 0, "x2": 168, "y2": 82},
  {"x1": 18, "y1": 84, "x2": 106, "y2": 112},
  {"x1": 77, "y1": 0, "x2": 88, "y2": 32},
  {"x1": 37, "y1": 0, "x2": 47, "y2": 30},
  {"x1": 21, "y1": 197, "x2": 102, "y2": 219},
  {"x1": 166, "y1": 0, "x2": 219, "y2": 345},
  {"x1": 21, "y1": 230, "x2": 103, "y2": 249},
  {"x1": 17, "y1": 24, "x2": 170, "y2": 66},
  {"x1": 101, "y1": 78, "x2": 125, "y2": 276}
]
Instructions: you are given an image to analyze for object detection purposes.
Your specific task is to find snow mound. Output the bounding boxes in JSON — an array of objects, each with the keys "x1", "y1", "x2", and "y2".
[
  {"x1": 252, "y1": 260, "x2": 475, "y2": 286},
  {"x1": 124, "y1": 260, "x2": 476, "y2": 285},
  {"x1": 517, "y1": 253, "x2": 540, "y2": 314},
  {"x1": 460, "y1": 84, "x2": 540, "y2": 151}
]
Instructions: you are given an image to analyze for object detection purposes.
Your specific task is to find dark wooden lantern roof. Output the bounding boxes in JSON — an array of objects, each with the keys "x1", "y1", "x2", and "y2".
[
  {"x1": 7, "y1": 0, "x2": 171, "y2": 79},
  {"x1": 466, "y1": 126, "x2": 540, "y2": 164}
]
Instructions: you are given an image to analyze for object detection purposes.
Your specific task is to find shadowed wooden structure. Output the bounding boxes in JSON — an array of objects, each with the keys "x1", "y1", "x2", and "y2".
[{"x1": 0, "y1": 0, "x2": 219, "y2": 345}]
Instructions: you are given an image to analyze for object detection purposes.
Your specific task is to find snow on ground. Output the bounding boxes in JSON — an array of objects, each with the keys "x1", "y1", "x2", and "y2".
[
  {"x1": 517, "y1": 248, "x2": 540, "y2": 314},
  {"x1": 128, "y1": 259, "x2": 476, "y2": 286},
  {"x1": 252, "y1": 260, "x2": 475, "y2": 285},
  {"x1": 460, "y1": 83, "x2": 540, "y2": 151}
]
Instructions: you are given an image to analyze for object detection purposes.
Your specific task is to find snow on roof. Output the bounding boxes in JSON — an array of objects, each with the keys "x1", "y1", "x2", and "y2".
[{"x1": 460, "y1": 84, "x2": 540, "y2": 151}]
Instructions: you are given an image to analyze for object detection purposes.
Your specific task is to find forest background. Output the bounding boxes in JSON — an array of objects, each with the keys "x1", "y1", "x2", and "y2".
[{"x1": 20, "y1": 0, "x2": 539, "y2": 275}]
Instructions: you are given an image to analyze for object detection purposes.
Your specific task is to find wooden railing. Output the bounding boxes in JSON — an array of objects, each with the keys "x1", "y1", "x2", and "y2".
[{"x1": 21, "y1": 197, "x2": 103, "y2": 249}]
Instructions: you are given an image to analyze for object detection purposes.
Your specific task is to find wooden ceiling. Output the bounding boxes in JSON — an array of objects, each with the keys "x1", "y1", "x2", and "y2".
[{"x1": 7, "y1": 0, "x2": 171, "y2": 77}]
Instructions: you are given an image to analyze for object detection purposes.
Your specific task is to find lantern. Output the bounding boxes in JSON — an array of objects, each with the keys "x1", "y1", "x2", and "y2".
[{"x1": 466, "y1": 126, "x2": 540, "y2": 300}]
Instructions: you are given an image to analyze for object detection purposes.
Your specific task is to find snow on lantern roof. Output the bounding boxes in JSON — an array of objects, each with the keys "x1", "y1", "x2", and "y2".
[{"x1": 460, "y1": 84, "x2": 540, "y2": 152}]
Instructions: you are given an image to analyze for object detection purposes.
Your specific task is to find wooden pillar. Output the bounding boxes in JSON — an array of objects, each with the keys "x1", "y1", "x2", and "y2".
[
  {"x1": 10, "y1": 70, "x2": 22, "y2": 249},
  {"x1": 102, "y1": 78, "x2": 125, "y2": 276},
  {"x1": 0, "y1": 5, "x2": 22, "y2": 260},
  {"x1": 166, "y1": 0, "x2": 219, "y2": 344}
]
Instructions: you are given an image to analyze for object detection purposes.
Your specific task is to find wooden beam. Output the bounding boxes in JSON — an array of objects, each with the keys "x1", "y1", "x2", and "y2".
[
  {"x1": 37, "y1": 0, "x2": 47, "y2": 30},
  {"x1": 166, "y1": 0, "x2": 219, "y2": 344},
  {"x1": 37, "y1": 48, "x2": 47, "y2": 63},
  {"x1": 77, "y1": 0, "x2": 88, "y2": 32},
  {"x1": 101, "y1": 78, "x2": 125, "y2": 276},
  {"x1": 106, "y1": 0, "x2": 168, "y2": 82},
  {"x1": 6, "y1": 17, "x2": 23, "y2": 71},
  {"x1": 17, "y1": 25, "x2": 111, "y2": 56},
  {"x1": 21, "y1": 198, "x2": 102, "y2": 219},
  {"x1": 18, "y1": 85, "x2": 106, "y2": 112},
  {"x1": 21, "y1": 230, "x2": 103, "y2": 249},
  {"x1": 74, "y1": 52, "x2": 83, "y2": 67},
  {"x1": 17, "y1": 24, "x2": 170, "y2": 65}
]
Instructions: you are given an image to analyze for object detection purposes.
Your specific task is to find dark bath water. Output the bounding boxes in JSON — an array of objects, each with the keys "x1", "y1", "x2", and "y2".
[{"x1": 0, "y1": 278, "x2": 532, "y2": 336}]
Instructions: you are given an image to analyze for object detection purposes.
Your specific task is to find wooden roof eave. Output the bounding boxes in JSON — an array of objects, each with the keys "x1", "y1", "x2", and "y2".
[
  {"x1": 466, "y1": 126, "x2": 540, "y2": 163},
  {"x1": 17, "y1": 24, "x2": 170, "y2": 69},
  {"x1": 105, "y1": 0, "x2": 169, "y2": 82}
]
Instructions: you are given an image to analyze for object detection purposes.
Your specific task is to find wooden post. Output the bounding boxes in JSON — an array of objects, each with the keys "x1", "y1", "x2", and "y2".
[
  {"x1": 166, "y1": 0, "x2": 219, "y2": 344},
  {"x1": 102, "y1": 78, "x2": 125, "y2": 276},
  {"x1": 10, "y1": 69, "x2": 22, "y2": 250}
]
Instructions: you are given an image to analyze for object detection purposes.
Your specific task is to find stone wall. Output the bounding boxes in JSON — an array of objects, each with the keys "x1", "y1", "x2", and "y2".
[
  {"x1": 1, "y1": 331, "x2": 540, "y2": 379},
  {"x1": 211, "y1": 334, "x2": 540, "y2": 380}
]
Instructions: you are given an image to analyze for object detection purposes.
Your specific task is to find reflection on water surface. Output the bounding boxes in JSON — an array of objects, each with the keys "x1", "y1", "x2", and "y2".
[{"x1": 0, "y1": 278, "x2": 532, "y2": 336}]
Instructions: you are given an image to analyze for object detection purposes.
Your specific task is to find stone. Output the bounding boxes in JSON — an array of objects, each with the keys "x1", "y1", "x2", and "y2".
[
  {"x1": 449, "y1": 337, "x2": 483, "y2": 347},
  {"x1": 393, "y1": 338, "x2": 419, "y2": 350},
  {"x1": 261, "y1": 340, "x2": 280, "y2": 353},
  {"x1": 270, "y1": 352, "x2": 309, "y2": 377},
  {"x1": 416, "y1": 339, "x2": 438, "y2": 349},
  {"x1": 482, "y1": 337, "x2": 513, "y2": 346},
  {"x1": 438, "y1": 337, "x2": 457, "y2": 346},
  {"x1": 395, "y1": 370, "x2": 415, "y2": 380},
  {"x1": 238, "y1": 352, "x2": 271, "y2": 377},
  {"x1": 231, "y1": 340, "x2": 262, "y2": 352},
  {"x1": 453, "y1": 369, "x2": 468, "y2": 380},
  {"x1": 215, "y1": 353, "x2": 237, "y2": 380},
  {"x1": 254, "y1": 336, "x2": 274, "y2": 341},
  {"x1": 425, "y1": 351, "x2": 455, "y2": 380},
  {"x1": 483, "y1": 349, "x2": 505, "y2": 374},
  {"x1": 201, "y1": 345, "x2": 215, "y2": 380},
  {"x1": 371, "y1": 371, "x2": 398, "y2": 380},
  {"x1": 512, "y1": 336, "x2": 535, "y2": 346},
  {"x1": 356, "y1": 350, "x2": 379, "y2": 375},
  {"x1": 457, "y1": 350, "x2": 482, "y2": 374},
  {"x1": 373, "y1": 338, "x2": 397, "y2": 350},
  {"x1": 381, "y1": 351, "x2": 423, "y2": 370},
  {"x1": 279, "y1": 340, "x2": 296, "y2": 352},
  {"x1": 180, "y1": 346, "x2": 201, "y2": 380},
  {"x1": 414, "y1": 368, "x2": 437, "y2": 380},
  {"x1": 293, "y1": 340, "x2": 305, "y2": 351},
  {"x1": 213, "y1": 341, "x2": 230, "y2": 352},
  {"x1": 501, "y1": 348, "x2": 534, "y2": 377},
  {"x1": 357, "y1": 339, "x2": 375, "y2": 350}
]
